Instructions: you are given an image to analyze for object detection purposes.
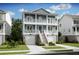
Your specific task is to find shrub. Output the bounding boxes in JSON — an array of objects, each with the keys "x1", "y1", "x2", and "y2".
[
  {"x1": 38, "y1": 43, "x2": 45, "y2": 46},
  {"x1": 49, "y1": 42, "x2": 55, "y2": 46},
  {"x1": 56, "y1": 39, "x2": 64, "y2": 44}
]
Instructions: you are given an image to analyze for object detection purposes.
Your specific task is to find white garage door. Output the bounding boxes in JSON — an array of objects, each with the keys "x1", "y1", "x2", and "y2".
[
  {"x1": 24, "y1": 35, "x2": 35, "y2": 45},
  {"x1": 0, "y1": 35, "x2": 2, "y2": 45}
]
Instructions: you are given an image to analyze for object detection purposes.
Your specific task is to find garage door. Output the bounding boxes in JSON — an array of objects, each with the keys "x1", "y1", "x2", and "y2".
[
  {"x1": 0, "y1": 35, "x2": 2, "y2": 45},
  {"x1": 24, "y1": 35, "x2": 35, "y2": 45}
]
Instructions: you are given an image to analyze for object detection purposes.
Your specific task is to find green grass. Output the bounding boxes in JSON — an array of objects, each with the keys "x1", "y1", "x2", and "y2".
[
  {"x1": 42, "y1": 46, "x2": 65, "y2": 49},
  {"x1": 63, "y1": 43, "x2": 79, "y2": 47},
  {"x1": 50, "y1": 49, "x2": 73, "y2": 52},
  {"x1": 0, "y1": 45, "x2": 29, "y2": 51},
  {"x1": 0, "y1": 52, "x2": 29, "y2": 55}
]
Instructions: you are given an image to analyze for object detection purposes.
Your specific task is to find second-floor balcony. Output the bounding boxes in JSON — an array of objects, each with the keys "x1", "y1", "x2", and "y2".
[{"x1": 23, "y1": 19, "x2": 57, "y2": 25}]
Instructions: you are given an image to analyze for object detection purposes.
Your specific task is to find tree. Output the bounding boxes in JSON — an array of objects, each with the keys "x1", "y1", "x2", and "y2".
[{"x1": 11, "y1": 18, "x2": 23, "y2": 44}]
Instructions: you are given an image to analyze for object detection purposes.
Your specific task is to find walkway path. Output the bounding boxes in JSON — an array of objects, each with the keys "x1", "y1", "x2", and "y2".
[
  {"x1": 56, "y1": 44, "x2": 79, "y2": 52},
  {"x1": 27, "y1": 45, "x2": 47, "y2": 54}
]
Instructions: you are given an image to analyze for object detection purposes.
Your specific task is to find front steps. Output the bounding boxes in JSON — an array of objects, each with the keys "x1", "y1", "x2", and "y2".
[{"x1": 38, "y1": 31, "x2": 48, "y2": 45}]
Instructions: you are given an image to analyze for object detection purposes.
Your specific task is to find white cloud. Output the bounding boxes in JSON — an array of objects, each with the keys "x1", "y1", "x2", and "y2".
[
  {"x1": 19, "y1": 8, "x2": 24, "y2": 12},
  {"x1": 50, "y1": 4, "x2": 72, "y2": 10},
  {"x1": 62, "y1": 11, "x2": 70, "y2": 15},
  {"x1": 19, "y1": 8, "x2": 28, "y2": 12},
  {"x1": 7, "y1": 11, "x2": 15, "y2": 15},
  {"x1": 46, "y1": 4, "x2": 72, "y2": 14}
]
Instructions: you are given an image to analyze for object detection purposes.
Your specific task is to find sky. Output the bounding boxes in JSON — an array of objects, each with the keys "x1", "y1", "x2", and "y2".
[{"x1": 0, "y1": 3, "x2": 79, "y2": 19}]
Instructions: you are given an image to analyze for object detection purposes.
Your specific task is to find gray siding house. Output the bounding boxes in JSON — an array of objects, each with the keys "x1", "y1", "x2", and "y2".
[
  {"x1": 59, "y1": 14, "x2": 79, "y2": 42},
  {"x1": 22, "y1": 8, "x2": 58, "y2": 45},
  {"x1": 0, "y1": 10, "x2": 12, "y2": 45}
]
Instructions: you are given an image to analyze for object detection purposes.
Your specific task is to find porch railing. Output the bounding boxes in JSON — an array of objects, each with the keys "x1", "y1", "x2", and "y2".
[
  {"x1": 24, "y1": 30, "x2": 57, "y2": 34},
  {"x1": 24, "y1": 19, "x2": 57, "y2": 24}
]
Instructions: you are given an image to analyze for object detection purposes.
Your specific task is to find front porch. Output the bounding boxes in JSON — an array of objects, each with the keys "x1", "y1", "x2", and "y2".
[{"x1": 23, "y1": 24, "x2": 58, "y2": 35}]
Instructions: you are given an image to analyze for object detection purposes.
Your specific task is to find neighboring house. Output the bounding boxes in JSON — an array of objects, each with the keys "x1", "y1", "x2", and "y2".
[
  {"x1": 59, "y1": 14, "x2": 79, "y2": 42},
  {"x1": 22, "y1": 8, "x2": 58, "y2": 45},
  {"x1": 0, "y1": 10, "x2": 12, "y2": 45}
]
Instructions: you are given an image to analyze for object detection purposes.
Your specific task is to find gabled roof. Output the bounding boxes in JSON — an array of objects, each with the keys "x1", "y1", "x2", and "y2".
[
  {"x1": 33, "y1": 8, "x2": 51, "y2": 14},
  {"x1": 23, "y1": 8, "x2": 57, "y2": 16},
  {"x1": 59, "y1": 14, "x2": 79, "y2": 22}
]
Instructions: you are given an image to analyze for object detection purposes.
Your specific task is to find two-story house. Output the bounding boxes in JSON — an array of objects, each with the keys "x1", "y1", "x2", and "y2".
[
  {"x1": 59, "y1": 14, "x2": 79, "y2": 42},
  {"x1": 22, "y1": 8, "x2": 58, "y2": 45},
  {"x1": 0, "y1": 10, "x2": 12, "y2": 45}
]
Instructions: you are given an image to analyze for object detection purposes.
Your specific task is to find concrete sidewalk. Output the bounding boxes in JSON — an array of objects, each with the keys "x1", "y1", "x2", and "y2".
[
  {"x1": 27, "y1": 45, "x2": 47, "y2": 54},
  {"x1": 56, "y1": 44, "x2": 79, "y2": 52}
]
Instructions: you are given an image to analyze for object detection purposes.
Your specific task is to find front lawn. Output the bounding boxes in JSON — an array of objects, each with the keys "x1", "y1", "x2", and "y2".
[
  {"x1": 0, "y1": 45, "x2": 29, "y2": 51},
  {"x1": 63, "y1": 43, "x2": 79, "y2": 47},
  {"x1": 49, "y1": 49, "x2": 73, "y2": 52},
  {"x1": 42, "y1": 46, "x2": 65, "y2": 49},
  {"x1": 0, "y1": 52, "x2": 29, "y2": 55}
]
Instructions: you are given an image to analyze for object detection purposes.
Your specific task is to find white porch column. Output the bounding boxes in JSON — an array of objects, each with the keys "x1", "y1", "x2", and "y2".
[
  {"x1": 3, "y1": 23, "x2": 5, "y2": 35},
  {"x1": 22, "y1": 12, "x2": 25, "y2": 22},
  {"x1": 22, "y1": 13, "x2": 25, "y2": 34},
  {"x1": 42, "y1": 25, "x2": 43, "y2": 32},
  {"x1": 46, "y1": 15, "x2": 48, "y2": 33},
  {"x1": 35, "y1": 14, "x2": 37, "y2": 33}
]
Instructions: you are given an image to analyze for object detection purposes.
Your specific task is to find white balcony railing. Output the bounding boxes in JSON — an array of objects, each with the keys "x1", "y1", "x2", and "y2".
[
  {"x1": 24, "y1": 19, "x2": 57, "y2": 24},
  {"x1": 24, "y1": 29, "x2": 57, "y2": 34},
  {"x1": 24, "y1": 30, "x2": 37, "y2": 33}
]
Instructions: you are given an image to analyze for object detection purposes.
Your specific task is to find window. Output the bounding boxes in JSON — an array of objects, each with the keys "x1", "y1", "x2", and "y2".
[
  {"x1": 52, "y1": 16, "x2": 55, "y2": 18},
  {"x1": 0, "y1": 24, "x2": 2, "y2": 30},
  {"x1": 55, "y1": 27, "x2": 57, "y2": 30},
  {"x1": 77, "y1": 27, "x2": 79, "y2": 32},
  {"x1": 74, "y1": 20, "x2": 79, "y2": 24},
  {"x1": 0, "y1": 25, "x2": 1, "y2": 29},
  {"x1": 73, "y1": 27, "x2": 75, "y2": 32}
]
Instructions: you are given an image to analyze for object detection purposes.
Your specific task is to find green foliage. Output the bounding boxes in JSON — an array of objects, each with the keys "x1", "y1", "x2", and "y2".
[
  {"x1": 11, "y1": 19, "x2": 23, "y2": 43},
  {"x1": 49, "y1": 42, "x2": 55, "y2": 46},
  {"x1": 5, "y1": 18, "x2": 24, "y2": 48},
  {"x1": 57, "y1": 32, "x2": 65, "y2": 44},
  {"x1": 56, "y1": 39, "x2": 64, "y2": 44},
  {"x1": 38, "y1": 43, "x2": 45, "y2": 46},
  {"x1": 35, "y1": 35, "x2": 41, "y2": 45},
  {"x1": 58, "y1": 32, "x2": 62, "y2": 37}
]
